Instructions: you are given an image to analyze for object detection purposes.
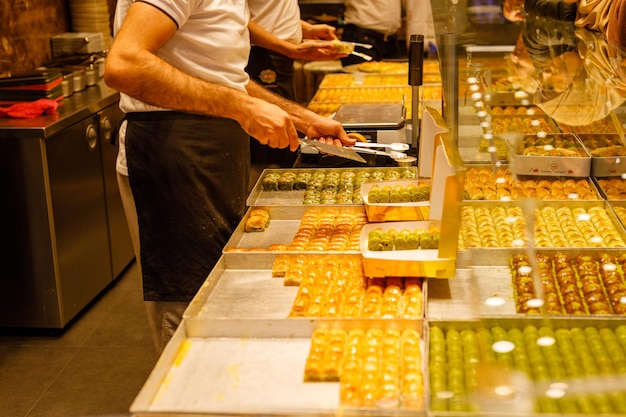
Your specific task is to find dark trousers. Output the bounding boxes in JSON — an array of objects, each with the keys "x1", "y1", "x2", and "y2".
[{"x1": 125, "y1": 112, "x2": 249, "y2": 301}]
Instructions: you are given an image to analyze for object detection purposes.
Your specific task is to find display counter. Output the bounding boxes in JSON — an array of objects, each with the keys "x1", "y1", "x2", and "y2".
[{"x1": 131, "y1": 1, "x2": 626, "y2": 415}]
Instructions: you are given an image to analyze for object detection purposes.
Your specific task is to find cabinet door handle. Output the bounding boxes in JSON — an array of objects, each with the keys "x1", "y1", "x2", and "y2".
[
  {"x1": 85, "y1": 124, "x2": 98, "y2": 151},
  {"x1": 100, "y1": 115, "x2": 112, "y2": 143}
]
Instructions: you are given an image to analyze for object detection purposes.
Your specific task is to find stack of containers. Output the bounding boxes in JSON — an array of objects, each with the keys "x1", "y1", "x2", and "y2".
[{"x1": 68, "y1": 0, "x2": 112, "y2": 50}]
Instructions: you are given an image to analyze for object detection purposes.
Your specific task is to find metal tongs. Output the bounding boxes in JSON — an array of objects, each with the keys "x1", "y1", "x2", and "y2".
[
  {"x1": 351, "y1": 51, "x2": 373, "y2": 61},
  {"x1": 350, "y1": 142, "x2": 409, "y2": 159},
  {"x1": 350, "y1": 42, "x2": 374, "y2": 49},
  {"x1": 304, "y1": 40, "x2": 374, "y2": 61}
]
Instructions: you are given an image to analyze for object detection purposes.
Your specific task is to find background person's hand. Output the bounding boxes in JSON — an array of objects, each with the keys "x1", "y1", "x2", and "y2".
[
  {"x1": 303, "y1": 23, "x2": 338, "y2": 40},
  {"x1": 289, "y1": 40, "x2": 348, "y2": 60}
]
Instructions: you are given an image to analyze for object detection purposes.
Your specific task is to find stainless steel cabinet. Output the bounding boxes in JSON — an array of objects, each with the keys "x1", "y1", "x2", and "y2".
[
  {"x1": 45, "y1": 114, "x2": 114, "y2": 327},
  {"x1": 0, "y1": 88, "x2": 133, "y2": 330},
  {"x1": 98, "y1": 103, "x2": 134, "y2": 279}
]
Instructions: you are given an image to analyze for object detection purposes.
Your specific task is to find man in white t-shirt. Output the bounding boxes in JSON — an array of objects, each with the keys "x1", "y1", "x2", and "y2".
[
  {"x1": 340, "y1": 0, "x2": 404, "y2": 66},
  {"x1": 246, "y1": 0, "x2": 345, "y2": 168},
  {"x1": 105, "y1": 0, "x2": 355, "y2": 353}
]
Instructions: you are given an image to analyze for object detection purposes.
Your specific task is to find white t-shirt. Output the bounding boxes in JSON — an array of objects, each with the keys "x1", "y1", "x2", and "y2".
[
  {"x1": 113, "y1": 0, "x2": 251, "y2": 174},
  {"x1": 113, "y1": 0, "x2": 251, "y2": 113},
  {"x1": 343, "y1": 0, "x2": 402, "y2": 37},
  {"x1": 116, "y1": 120, "x2": 129, "y2": 176},
  {"x1": 248, "y1": 0, "x2": 303, "y2": 44}
]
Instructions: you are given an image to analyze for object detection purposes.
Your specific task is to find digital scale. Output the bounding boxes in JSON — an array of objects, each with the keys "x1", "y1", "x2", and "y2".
[
  {"x1": 333, "y1": 103, "x2": 408, "y2": 144},
  {"x1": 298, "y1": 102, "x2": 412, "y2": 167}
]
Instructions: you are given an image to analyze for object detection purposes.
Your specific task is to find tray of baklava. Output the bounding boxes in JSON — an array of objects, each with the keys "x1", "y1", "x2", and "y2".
[
  {"x1": 425, "y1": 317, "x2": 626, "y2": 415},
  {"x1": 247, "y1": 167, "x2": 419, "y2": 207},
  {"x1": 463, "y1": 165, "x2": 602, "y2": 201},
  {"x1": 310, "y1": 86, "x2": 413, "y2": 104},
  {"x1": 186, "y1": 249, "x2": 427, "y2": 322},
  {"x1": 455, "y1": 199, "x2": 626, "y2": 272},
  {"x1": 131, "y1": 318, "x2": 427, "y2": 416},
  {"x1": 430, "y1": 247, "x2": 626, "y2": 319},
  {"x1": 319, "y1": 72, "x2": 440, "y2": 88},
  {"x1": 457, "y1": 200, "x2": 626, "y2": 252},
  {"x1": 223, "y1": 205, "x2": 368, "y2": 254}
]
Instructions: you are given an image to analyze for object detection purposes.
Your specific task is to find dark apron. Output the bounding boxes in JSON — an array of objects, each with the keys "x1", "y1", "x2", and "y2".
[
  {"x1": 125, "y1": 112, "x2": 249, "y2": 301},
  {"x1": 340, "y1": 24, "x2": 400, "y2": 66}
]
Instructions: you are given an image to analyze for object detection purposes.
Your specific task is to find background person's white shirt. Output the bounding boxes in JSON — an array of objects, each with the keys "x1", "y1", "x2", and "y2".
[
  {"x1": 248, "y1": 0, "x2": 303, "y2": 44},
  {"x1": 343, "y1": 0, "x2": 402, "y2": 37}
]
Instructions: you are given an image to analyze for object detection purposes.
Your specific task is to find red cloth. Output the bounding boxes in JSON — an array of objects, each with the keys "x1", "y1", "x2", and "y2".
[{"x1": 0, "y1": 98, "x2": 58, "y2": 119}]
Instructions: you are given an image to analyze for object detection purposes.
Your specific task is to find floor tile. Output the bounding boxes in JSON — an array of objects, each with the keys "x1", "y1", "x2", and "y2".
[
  {"x1": 0, "y1": 345, "x2": 77, "y2": 417},
  {"x1": 0, "y1": 260, "x2": 154, "y2": 417},
  {"x1": 25, "y1": 346, "x2": 155, "y2": 417}
]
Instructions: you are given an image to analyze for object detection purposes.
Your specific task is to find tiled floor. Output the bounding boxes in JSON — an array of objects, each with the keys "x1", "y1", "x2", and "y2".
[{"x1": 0, "y1": 261, "x2": 158, "y2": 417}]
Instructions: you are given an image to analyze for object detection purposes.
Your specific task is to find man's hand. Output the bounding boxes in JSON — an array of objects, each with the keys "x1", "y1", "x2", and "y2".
[
  {"x1": 239, "y1": 98, "x2": 301, "y2": 151},
  {"x1": 303, "y1": 23, "x2": 338, "y2": 41},
  {"x1": 288, "y1": 40, "x2": 348, "y2": 60},
  {"x1": 304, "y1": 116, "x2": 355, "y2": 148}
]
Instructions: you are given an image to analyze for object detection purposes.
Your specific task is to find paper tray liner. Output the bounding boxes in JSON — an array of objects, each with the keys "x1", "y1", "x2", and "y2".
[
  {"x1": 361, "y1": 179, "x2": 430, "y2": 222},
  {"x1": 360, "y1": 221, "x2": 456, "y2": 278}
]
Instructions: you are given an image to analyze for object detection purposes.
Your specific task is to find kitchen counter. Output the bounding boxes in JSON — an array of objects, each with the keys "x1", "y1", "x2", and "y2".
[{"x1": 0, "y1": 80, "x2": 120, "y2": 139}]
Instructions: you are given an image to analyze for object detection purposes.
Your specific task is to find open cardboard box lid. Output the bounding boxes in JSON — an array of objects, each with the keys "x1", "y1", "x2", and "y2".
[{"x1": 360, "y1": 132, "x2": 466, "y2": 278}]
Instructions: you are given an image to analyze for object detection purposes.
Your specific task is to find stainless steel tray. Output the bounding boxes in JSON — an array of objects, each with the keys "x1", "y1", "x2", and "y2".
[
  {"x1": 185, "y1": 252, "x2": 428, "y2": 322},
  {"x1": 224, "y1": 205, "x2": 367, "y2": 253},
  {"x1": 458, "y1": 200, "x2": 626, "y2": 251},
  {"x1": 131, "y1": 319, "x2": 425, "y2": 417},
  {"x1": 184, "y1": 256, "x2": 299, "y2": 321},
  {"x1": 432, "y1": 248, "x2": 626, "y2": 320},
  {"x1": 247, "y1": 167, "x2": 417, "y2": 207},
  {"x1": 130, "y1": 320, "x2": 338, "y2": 416},
  {"x1": 463, "y1": 165, "x2": 603, "y2": 201},
  {"x1": 425, "y1": 318, "x2": 626, "y2": 416}
]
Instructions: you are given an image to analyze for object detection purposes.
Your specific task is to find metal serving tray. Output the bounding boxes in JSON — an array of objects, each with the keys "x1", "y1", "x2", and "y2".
[
  {"x1": 131, "y1": 319, "x2": 426, "y2": 417},
  {"x1": 457, "y1": 200, "x2": 626, "y2": 252},
  {"x1": 223, "y1": 205, "x2": 367, "y2": 254},
  {"x1": 609, "y1": 200, "x2": 626, "y2": 229},
  {"x1": 577, "y1": 133, "x2": 626, "y2": 176},
  {"x1": 463, "y1": 164, "x2": 603, "y2": 201},
  {"x1": 130, "y1": 319, "x2": 337, "y2": 416},
  {"x1": 184, "y1": 255, "x2": 299, "y2": 321},
  {"x1": 425, "y1": 318, "x2": 626, "y2": 416},
  {"x1": 185, "y1": 252, "x2": 429, "y2": 322},
  {"x1": 311, "y1": 87, "x2": 412, "y2": 105},
  {"x1": 432, "y1": 247, "x2": 626, "y2": 320},
  {"x1": 509, "y1": 133, "x2": 591, "y2": 178},
  {"x1": 247, "y1": 167, "x2": 417, "y2": 207}
]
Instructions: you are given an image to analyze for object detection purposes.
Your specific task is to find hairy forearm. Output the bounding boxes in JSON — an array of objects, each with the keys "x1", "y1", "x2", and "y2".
[
  {"x1": 105, "y1": 48, "x2": 260, "y2": 123},
  {"x1": 248, "y1": 20, "x2": 295, "y2": 57}
]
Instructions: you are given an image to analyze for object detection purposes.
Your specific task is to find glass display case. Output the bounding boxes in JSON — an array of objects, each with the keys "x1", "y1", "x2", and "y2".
[{"x1": 427, "y1": 0, "x2": 626, "y2": 415}]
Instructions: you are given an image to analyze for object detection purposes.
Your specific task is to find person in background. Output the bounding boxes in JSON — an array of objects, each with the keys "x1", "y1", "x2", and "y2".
[
  {"x1": 523, "y1": 0, "x2": 577, "y2": 21},
  {"x1": 247, "y1": 0, "x2": 347, "y2": 170},
  {"x1": 339, "y1": 0, "x2": 403, "y2": 66},
  {"x1": 501, "y1": 0, "x2": 526, "y2": 21},
  {"x1": 105, "y1": 0, "x2": 355, "y2": 354},
  {"x1": 523, "y1": 0, "x2": 626, "y2": 50}
]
